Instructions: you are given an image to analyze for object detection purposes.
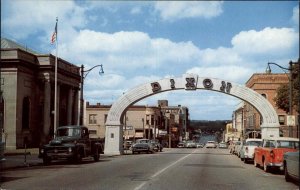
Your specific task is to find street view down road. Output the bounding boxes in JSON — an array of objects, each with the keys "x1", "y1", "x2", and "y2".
[{"x1": 1, "y1": 148, "x2": 298, "y2": 190}]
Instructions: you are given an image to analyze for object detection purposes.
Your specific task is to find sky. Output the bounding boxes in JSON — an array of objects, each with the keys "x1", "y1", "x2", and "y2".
[{"x1": 1, "y1": 1, "x2": 299, "y2": 120}]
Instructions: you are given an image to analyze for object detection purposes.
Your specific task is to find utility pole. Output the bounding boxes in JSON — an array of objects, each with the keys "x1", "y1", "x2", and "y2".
[
  {"x1": 79, "y1": 64, "x2": 104, "y2": 125},
  {"x1": 142, "y1": 118, "x2": 145, "y2": 138}
]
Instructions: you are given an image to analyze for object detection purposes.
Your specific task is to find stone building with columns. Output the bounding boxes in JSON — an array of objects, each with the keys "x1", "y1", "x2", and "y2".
[{"x1": 1, "y1": 38, "x2": 81, "y2": 150}]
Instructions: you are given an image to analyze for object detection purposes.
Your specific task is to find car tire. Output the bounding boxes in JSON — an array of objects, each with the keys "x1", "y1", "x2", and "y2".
[
  {"x1": 244, "y1": 158, "x2": 247, "y2": 164},
  {"x1": 263, "y1": 160, "x2": 269, "y2": 172},
  {"x1": 74, "y1": 152, "x2": 82, "y2": 163},
  {"x1": 43, "y1": 156, "x2": 51, "y2": 165},
  {"x1": 93, "y1": 148, "x2": 100, "y2": 162},
  {"x1": 254, "y1": 158, "x2": 259, "y2": 167},
  {"x1": 284, "y1": 163, "x2": 291, "y2": 182}
]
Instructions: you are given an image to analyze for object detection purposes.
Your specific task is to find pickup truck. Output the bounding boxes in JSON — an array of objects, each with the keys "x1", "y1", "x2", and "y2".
[
  {"x1": 254, "y1": 137, "x2": 299, "y2": 172},
  {"x1": 39, "y1": 125, "x2": 104, "y2": 165}
]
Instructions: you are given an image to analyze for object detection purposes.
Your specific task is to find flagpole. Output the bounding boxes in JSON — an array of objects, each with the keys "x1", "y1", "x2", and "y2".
[{"x1": 54, "y1": 17, "x2": 58, "y2": 137}]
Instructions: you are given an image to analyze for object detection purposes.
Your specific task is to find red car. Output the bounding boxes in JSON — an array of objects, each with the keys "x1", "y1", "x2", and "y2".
[{"x1": 254, "y1": 137, "x2": 299, "y2": 172}]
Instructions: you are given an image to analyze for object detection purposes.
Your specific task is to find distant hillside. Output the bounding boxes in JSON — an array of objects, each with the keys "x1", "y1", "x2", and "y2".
[{"x1": 189, "y1": 120, "x2": 229, "y2": 132}]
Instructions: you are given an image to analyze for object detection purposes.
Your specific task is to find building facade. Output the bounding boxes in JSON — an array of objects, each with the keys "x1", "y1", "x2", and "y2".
[
  {"x1": 239, "y1": 73, "x2": 298, "y2": 138},
  {"x1": 85, "y1": 100, "x2": 189, "y2": 147},
  {"x1": 1, "y1": 38, "x2": 81, "y2": 150}
]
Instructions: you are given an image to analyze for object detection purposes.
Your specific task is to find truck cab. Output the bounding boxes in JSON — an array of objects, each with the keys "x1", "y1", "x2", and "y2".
[{"x1": 39, "y1": 125, "x2": 103, "y2": 165}]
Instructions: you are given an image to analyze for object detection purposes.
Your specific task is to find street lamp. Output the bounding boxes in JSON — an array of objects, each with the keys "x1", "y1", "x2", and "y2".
[
  {"x1": 266, "y1": 59, "x2": 300, "y2": 137},
  {"x1": 142, "y1": 118, "x2": 145, "y2": 138},
  {"x1": 80, "y1": 64, "x2": 104, "y2": 125},
  {"x1": 178, "y1": 106, "x2": 185, "y2": 142}
]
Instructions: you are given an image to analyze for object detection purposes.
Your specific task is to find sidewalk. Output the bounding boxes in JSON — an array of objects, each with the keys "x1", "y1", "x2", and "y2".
[
  {"x1": 1, "y1": 148, "x2": 40, "y2": 170},
  {"x1": 1, "y1": 148, "x2": 131, "y2": 171},
  {"x1": 0, "y1": 148, "x2": 171, "y2": 171}
]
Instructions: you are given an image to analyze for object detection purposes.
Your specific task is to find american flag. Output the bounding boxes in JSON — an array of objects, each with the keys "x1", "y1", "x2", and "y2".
[{"x1": 51, "y1": 20, "x2": 57, "y2": 44}]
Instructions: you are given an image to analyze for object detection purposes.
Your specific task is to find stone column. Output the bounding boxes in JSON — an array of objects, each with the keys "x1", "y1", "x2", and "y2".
[
  {"x1": 104, "y1": 124, "x2": 123, "y2": 155},
  {"x1": 260, "y1": 124, "x2": 280, "y2": 139},
  {"x1": 67, "y1": 87, "x2": 73, "y2": 125},
  {"x1": 73, "y1": 89, "x2": 79, "y2": 125},
  {"x1": 56, "y1": 84, "x2": 60, "y2": 128},
  {"x1": 43, "y1": 73, "x2": 51, "y2": 143}
]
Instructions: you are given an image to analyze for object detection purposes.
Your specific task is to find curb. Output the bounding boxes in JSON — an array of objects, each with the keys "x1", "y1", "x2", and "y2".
[{"x1": 4, "y1": 152, "x2": 32, "y2": 156}]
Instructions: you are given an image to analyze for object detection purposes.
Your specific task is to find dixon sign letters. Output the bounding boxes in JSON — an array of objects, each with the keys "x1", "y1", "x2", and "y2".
[{"x1": 151, "y1": 76, "x2": 232, "y2": 94}]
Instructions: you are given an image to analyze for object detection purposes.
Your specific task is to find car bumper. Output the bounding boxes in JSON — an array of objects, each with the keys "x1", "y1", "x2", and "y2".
[
  {"x1": 39, "y1": 147, "x2": 75, "y2": 159},
  {"x1": 244, "y1": 154, "x2": 254, "y2": 159},
  {"x1": 132, "y1": 147, "x2": 150, "y2": 152},
  {"x1": 267, "y1": 162, "x2": 284, "y2": 170}
]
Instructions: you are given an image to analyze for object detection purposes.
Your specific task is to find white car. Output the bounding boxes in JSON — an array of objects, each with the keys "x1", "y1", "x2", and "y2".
[
  {"x1": 185, "y1": 141, "x2": 197, "y2": 148},
  {"x1": 218, "y1": 142, "x2": 227, "y2": 149},
  {"x1": 240, "y1": 138, "x2": 262, "y2": 163},
  {"x1": 284, "y1": 151, "x2": 299, "y2": 182},
  {"x1": 206, "y1": 141, "x2": 217, "y2": 148}
]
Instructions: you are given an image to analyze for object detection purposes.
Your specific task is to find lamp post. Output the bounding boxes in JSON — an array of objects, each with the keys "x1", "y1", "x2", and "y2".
[
  {"x1": 80, "y1": 64, "x2": 104, "y2": 125},
  {"x1": 142, "y1": 118, "x2": 145, "y2": 138},
  {"x1": 266, "y1": 59, "x2": 299, "y2": 137},
  {"x1": 178, "y1": 106, "x2": 185, "y2": 142}
]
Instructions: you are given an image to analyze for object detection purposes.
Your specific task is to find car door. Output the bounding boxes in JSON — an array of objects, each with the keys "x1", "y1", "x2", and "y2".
[
  {"x1": 256, "y1": 140, "x2": 266, "y2": 165},
  {"x1": 81, "y1": 128, "x2": 91, "y2": 155}
]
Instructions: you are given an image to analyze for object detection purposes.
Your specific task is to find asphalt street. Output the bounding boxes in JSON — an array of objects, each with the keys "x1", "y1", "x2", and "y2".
[{"x1": 1, "y1": 148, "x2": 299, "y2": 190}]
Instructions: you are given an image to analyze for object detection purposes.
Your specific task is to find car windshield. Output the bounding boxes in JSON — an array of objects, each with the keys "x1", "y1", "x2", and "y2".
[
  {"x1": 136, "y1": 139, "x2": 149, "y2": 143},
  {"x1": 246, "y1": 141, "x2": 262, "y2": 146},
  {"x1": 277, "y1": 141, "x2": 299, "y2": 149},
  {"x1": 56, "y1": 128, "x2": 81, "y2": 137}
]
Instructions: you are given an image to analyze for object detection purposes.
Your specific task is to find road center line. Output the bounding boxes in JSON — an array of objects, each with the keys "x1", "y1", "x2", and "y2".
[{"x1": 134, "y1": 149, "x2": 197, "y2": 190}]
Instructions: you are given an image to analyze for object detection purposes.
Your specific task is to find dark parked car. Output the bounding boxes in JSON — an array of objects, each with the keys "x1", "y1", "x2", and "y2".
[
  {"x1": 284, "y1": 151, "x2": 299, "y2": 182},
  {"x1": 150, "y1": 139, "x2": 163, "y2": 152},
  {"x1": 177, "y1": 142, "x2": 185, "y2": 148},
  {"x1": 123, "y1": 140, "x2": 133, "y2": 150},
  {"x1": 132, "y1": 139, "x2": 155, "y2": 154},
  {"x1": 39, "y1": 125, "x2": 103, "y2": 164}
]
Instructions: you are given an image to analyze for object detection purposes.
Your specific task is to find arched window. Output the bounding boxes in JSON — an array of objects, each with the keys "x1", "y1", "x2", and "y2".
[
  {"x1": 22, "y1": 97, "x2": 30, "y2": 129},
  {"x1": 261, "y1": 94, "x2": 267, "y2": 98}
]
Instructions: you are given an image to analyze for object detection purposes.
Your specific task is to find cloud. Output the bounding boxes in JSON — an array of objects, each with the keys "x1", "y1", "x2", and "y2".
[
  {"x1": 154, "y1": 1, "x2": 223, "y2": 22},
  {"x1": 231, "y1": 27, "x2": 298, "y2": 57},
  {"x1": 292, "y1": 5, "x2": 299, "y2": 26},
  {"x1": 186, "y1": 66, "x2": 254, "y2": 83},
  {"x1": 2, "y1": 0, "x2": 88, "y2": 40},
  {"x1": 131, "y1": 7, "x2": 142, "y2": 15},
  {"x1": 199, "y1": 47, "x2": 242, "y2": 66},
  {"x1": 59, "y1": 29, "x2": 201, "y2": 71}
]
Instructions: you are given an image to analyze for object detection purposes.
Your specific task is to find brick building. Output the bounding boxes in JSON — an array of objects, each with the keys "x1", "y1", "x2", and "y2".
[
  {"x1": 85, "y1": 100, "x2": 189, "y2": 147},
  {"x1": 242, "y1": 73, "x2": 298, "y2": 138}
]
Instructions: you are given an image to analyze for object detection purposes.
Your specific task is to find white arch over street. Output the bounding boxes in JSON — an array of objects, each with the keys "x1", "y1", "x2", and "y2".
[{"x1": 104, "y1": 74, "x2": 280, "y2": 155}]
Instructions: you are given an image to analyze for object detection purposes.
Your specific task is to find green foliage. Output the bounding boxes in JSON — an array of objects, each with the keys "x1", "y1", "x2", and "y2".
[{"x1": 274, "y1": 64, "x2": 299, "y2": 113}]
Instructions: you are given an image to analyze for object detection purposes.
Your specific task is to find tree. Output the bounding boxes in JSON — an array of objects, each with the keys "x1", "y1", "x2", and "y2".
[{"x1": 274, "y1": 64, "x2": 299, "y2": 113}]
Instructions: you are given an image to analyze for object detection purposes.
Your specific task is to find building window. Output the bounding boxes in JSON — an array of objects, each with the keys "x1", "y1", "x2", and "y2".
[
  {"x1": 278, "y1": 115, "x2": 285, "y2": 125},
  {"x1": 261, "y1": 94, "x2": 267, "y2": 98},
  {"x1": 22, "y1": 97, "x2": 30, "y2": 129},
  {"x1": 89, "y1": 130, "x2": 97, "y2": 134},
  {"x1": 89, "y1": 114, "x2": 97, "y2": 124},
  {"x1": 104, "y1": 114, "x2": 108, "y2": 123},
  {"x1": 146, "y1": 115, "x2": 149, "y2": 125},
  {"x1": 151, "y1": 115, "x2": 154, "y2": 125}
]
